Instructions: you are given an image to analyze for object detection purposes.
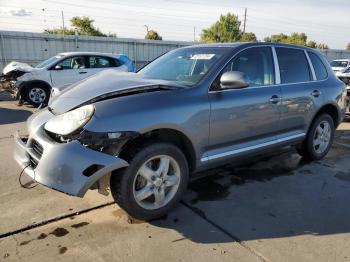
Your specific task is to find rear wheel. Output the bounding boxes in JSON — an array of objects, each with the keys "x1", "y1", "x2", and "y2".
[
  {"x1": 23, "y1": 84, "x2": 50, "y2": 107},
  {"x1": 110, "y1": 143, "x2": 189, "y2": 220},
  {"x1": 297, "y1": 113, "x2": 334, "y2": 160}
]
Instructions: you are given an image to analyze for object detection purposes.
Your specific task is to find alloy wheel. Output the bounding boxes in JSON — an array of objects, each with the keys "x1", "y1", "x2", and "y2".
[{"x1": 132, "y1": 155, "x2": 181, "y2": 210}]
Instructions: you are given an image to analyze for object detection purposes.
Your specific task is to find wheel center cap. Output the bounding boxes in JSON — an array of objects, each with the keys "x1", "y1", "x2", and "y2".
[{"x1": 154, "y1": 178, "x2": 163, "y2": 187}]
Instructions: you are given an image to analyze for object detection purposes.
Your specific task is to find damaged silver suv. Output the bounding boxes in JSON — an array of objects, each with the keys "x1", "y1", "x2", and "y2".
[{"x1": 14, "y1": 43, "x2": 347, "y2": 220}]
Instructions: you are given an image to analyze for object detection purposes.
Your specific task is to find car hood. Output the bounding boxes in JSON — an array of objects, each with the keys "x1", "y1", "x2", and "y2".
[
  {"x1": 2, "y1": 61, "x2": 35, "y2": 75},
  {"x1": 48, "y1": 69, "x2": 182, "y2": 114}
]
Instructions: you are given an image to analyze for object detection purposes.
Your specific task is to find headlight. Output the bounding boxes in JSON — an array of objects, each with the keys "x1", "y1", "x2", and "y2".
[{"x1": 44, "y1": 105, "x2": 95, "y2": 136}]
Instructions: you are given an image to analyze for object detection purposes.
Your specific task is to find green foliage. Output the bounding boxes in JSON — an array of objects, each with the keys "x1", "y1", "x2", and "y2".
[
  {"x1": 264, "y1": 33, "x2": 306, "y2": 46},
  {"x1": 317, "y1": 43, "x2": 329, "y2": 50},
  {"x1": 347, "y1": 43, "x2": 350, "y2": 51},
  {"x1": 44, "y1": 16, "x2": 114, "y2": 37},
  {"x1": 201, "y1": 13, "x2": 241, "y2": 42},
  {"x1": 200, "y1": 13, "x2": 257, "y2": 43},
  {"x1": 264, "y1": 32, "x2": 329, "y2": 49},
  {"x1": 240, "y1": 32, "x2": 257, "y2": 42},
  {"x1": 145, "y1": 30, "x2": 162, "y2": 40},
  {"x1": 306, "y1": 41, "x2": 317, "y2": 48}
]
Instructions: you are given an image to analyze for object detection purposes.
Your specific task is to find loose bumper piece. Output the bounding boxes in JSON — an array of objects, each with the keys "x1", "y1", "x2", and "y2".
[{"x1": 13, "y1": 128, "x2": 128, "y2": 197}]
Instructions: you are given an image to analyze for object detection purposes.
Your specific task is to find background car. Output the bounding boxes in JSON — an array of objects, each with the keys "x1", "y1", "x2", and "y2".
[
  {"x1": 336, "y1": 66, "x2": 350, "y2": 117},
  {"x1": 1, "y1": 52, "x2": 135, "y2": 107},
  {"x1": 330, "y1": 59, "x2": 350, "y2": 72}
]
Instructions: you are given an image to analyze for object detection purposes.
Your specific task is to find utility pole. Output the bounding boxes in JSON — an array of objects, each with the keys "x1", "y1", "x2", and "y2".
[
  {"x1": 193, "y1": 27, "x2": 196, "y2": 43},
  {"x1": 61, "y1": 11, "x2": 65, "y2": 38},
  {"x1": 243, "y1": 8, "x2": 247, "y2": 34}
]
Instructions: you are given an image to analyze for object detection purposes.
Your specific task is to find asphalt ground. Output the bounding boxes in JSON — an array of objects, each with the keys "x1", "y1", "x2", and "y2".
[{"x1": 1, "y1": 91, "x2": 350, "y2": 262}]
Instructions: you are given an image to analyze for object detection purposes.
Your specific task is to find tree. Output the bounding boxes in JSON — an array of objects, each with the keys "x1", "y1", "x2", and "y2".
[
  {"x1": 264, "y1": 32, "x2": 307, "y2": 46},
  {"x1": 347, "y1": 43, "x2": 350, "y2": 51},
  {"x1": 240, "y1": 32, "x2": 257, "y2": 42},
  {"x1": 307, "y1": 41, "x2": 317, "y2": 48},
  {"x1": 317, "y1": 43, "x2": 329, "y2": 50},
  {"x1": 145, "y1": 30, "x2": 162, "y2": 40},
  {"x1": 201, "y1": 13, "x2": 242, "y2": 43},
  {"x1": 44, "y1": 16, "x2": 113, "y2": 37},
  {"x1": 264, "y1": 32, "x2": 329, "y2": 49}
]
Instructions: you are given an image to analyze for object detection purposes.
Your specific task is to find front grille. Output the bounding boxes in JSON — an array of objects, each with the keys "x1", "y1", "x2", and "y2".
[
  {"x1": 29, "y1": 155, "x2": 39, "y2": 169},
  {"x1": 31, "y1": 140, "x2": 43, "y2": 159}
]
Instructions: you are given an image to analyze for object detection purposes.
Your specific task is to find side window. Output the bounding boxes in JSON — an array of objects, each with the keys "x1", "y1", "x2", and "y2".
[
  {"x1": 221, "y1": 47, "x2": 275, "y2": 87},
  {"x1": 113, "y1": 59, "x2": 122, "y2": 67},
  {"x1": 276, "y1": 48, "x2": 311, "y2": 84},
  {"x1": 308, "y1": 52, "x2": 328, "y2": 80},
  {"x1": 56, "y1": 56, "x2": 86, "y2": 70},
  {"x1": 89, "y1": 56, "x2": 111, "y2": 68}
]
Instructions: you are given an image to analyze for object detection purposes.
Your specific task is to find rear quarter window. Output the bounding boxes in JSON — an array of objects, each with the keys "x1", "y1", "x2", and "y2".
[
  {"x1": 308, "y1": 52, "x2": 328, "y2": 80},
  {"x1": 276, "y1": 47, "x2": 311, "y2": 84}
]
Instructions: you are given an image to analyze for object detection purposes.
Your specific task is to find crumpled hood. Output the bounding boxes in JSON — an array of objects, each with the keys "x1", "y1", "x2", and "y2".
[
  {"x1": 3, "y1": 61, "x2": 34, "y2": 75},
  {"x1": 49, "y1": 69, "x2": 180, "y2": 114}
]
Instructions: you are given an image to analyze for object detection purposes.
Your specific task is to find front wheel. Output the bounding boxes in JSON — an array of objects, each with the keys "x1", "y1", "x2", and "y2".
[
  {"x1": 110, "y1": 143, "x2": 189, "y2": 220},
  {"x1": 23, "y1": 85, "x2": 50, "y2": 107},
  {"x1": 297, "y1": 113, "x2": 335, "y2": 160}
]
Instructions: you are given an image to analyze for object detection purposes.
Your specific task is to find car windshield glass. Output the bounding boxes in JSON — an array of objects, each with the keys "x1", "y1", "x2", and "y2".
[
  {"x1": 330, "y1": 61, "x2": 348, "y2": 68},
  {"x1": 35, "y1": 55, "x2": 65, "y2": 68},
  {"x1": 138, "y1": 47, "x2": 228, "y2": 87}
]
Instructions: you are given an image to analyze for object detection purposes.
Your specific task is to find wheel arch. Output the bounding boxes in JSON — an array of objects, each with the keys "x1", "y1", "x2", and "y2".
[
  {"x1": 310, "y1": 103, "x2": 340, "y2": 130},
  {"x1": 118, "y1": 128, "x2": 197, "y2": 173},
  {"x1": 18, "y1": 80, "x2": 52, "y2": 98}
]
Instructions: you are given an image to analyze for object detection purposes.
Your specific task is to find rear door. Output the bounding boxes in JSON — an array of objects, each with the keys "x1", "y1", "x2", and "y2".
[
  {"x1": 276, "y1": 47, "x2": 323, "y2": 135},
  {"x1": 50, "y1": 56, "x2": 88, "y2": 86},
  {"x1": 87, "y1": 56, "x2": 123, "y2": 76},
  {"x1": 207, "y1": 46, "x2": 282, "y2": 162}
]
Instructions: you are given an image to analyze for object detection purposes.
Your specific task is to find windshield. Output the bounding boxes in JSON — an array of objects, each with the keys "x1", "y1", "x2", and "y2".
[
  {"x1": 35, "y1": 55, "x2": 65, "y2": 68},
  {"x1": 330, "y1": 60, "x2": 349, "y2": 68},
  {"x1": 138, "y1": 47, "x2": 228, "y2": 86}
]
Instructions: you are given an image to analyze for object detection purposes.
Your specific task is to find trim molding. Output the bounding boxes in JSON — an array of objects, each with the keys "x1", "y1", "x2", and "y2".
[{"x1": 201, "y1": 133, "x2": 305, "y2": 162}]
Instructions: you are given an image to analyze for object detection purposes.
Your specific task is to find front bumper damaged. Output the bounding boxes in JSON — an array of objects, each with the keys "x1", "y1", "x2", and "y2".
[{"x1": 14, "y1": 128, "x2": 129, "y2": 197}]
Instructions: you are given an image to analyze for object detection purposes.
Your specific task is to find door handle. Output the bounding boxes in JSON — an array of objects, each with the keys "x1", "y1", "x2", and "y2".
[
  {"x1": 269, "y1": 95, "x2": 280, "y2": 104},
  {"x1": 311, "y1": 90, "x2": 321, "y2": 97},
  {"x1": 79, "y1": 71, "x2": 87, "y2": 74}
]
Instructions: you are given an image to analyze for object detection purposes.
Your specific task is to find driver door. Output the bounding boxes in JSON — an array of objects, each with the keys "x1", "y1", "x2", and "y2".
[
  {"x1": 207, "y1": 46, "x2": 282, "y2": 162},
  {"x1": 50, "y1": 56, "x2": 88, "y2": 87}
]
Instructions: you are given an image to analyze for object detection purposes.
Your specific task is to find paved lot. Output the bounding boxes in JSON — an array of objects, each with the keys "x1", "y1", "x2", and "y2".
[{"x1": 1, "y1": 93, "x2": 350, "y2": 262}]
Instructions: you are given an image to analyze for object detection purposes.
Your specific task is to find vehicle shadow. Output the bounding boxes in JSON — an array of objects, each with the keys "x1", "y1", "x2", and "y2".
[
  {"x1": 149, "y1": 129, "x2": 350, "y2": 243},
  {"x1": 0, "y1": 106, "x2": 33, "y2": 125}
]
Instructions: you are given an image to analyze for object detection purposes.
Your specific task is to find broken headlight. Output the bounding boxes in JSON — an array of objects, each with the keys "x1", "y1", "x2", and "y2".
[{"x1": 44, "y1": 105, "x2": 95, "y2": 136}]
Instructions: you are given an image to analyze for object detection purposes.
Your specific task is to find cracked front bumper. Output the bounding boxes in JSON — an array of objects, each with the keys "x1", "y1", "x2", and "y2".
[{"x1": 13, "y1": 126, "x2": 129, "y2": 197}]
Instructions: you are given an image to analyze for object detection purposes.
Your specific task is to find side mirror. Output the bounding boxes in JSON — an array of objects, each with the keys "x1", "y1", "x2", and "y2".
[
  {"x1": 54, "y1": 65, "x2": 63, "y2": 70},
  {"x1": 220, "y1": 71, "x2": 249, "y2": 89}
]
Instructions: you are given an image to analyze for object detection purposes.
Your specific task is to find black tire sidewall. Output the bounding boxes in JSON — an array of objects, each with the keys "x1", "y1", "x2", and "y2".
[
  {"x1": 24, "y1": 85, "x2": 50, "y2": 107},
  {"x1": 111, "y1": 143, "x2": 189, "y2": 220},
  {"x1": 305, "y1": 114, "x2": 335, "y2": 160}
]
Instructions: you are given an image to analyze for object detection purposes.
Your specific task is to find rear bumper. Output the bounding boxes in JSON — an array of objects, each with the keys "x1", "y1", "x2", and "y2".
[{"x1": 14, "y1": 128, "x2": 128, "y2": 197}]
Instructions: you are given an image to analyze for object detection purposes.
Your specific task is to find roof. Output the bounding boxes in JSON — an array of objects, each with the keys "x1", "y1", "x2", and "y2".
[
  {"x1": 183, "y1": 42, "x2": 317, "y2": 51},
  {"x1": 58, "y1": 52, "x2": 119, "y2": 57}
]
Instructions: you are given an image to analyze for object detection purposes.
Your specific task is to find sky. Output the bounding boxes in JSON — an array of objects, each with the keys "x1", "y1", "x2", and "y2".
[{"x1": 0, "y1": 0, "x2": 349, "y2": 49}]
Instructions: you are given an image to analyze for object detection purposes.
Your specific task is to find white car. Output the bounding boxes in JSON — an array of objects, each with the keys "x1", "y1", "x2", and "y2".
[
  {"x1": 1, "y1": 52, "x2": 133, "y2": 107},
  {"x1": 336, "y1": 66, "x2": 350, "y2": 117},
  {"x1": 330, "y1": 59, "x2": 350, "y2": 73}
]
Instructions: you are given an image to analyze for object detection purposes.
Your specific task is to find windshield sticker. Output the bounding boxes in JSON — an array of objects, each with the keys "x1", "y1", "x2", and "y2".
[{"x1": 191, "y1": 54, "x2": 215, "y2": 60}]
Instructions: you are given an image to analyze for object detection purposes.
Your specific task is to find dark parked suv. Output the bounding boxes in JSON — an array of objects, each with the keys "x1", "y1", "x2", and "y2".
[{"x1": 14, "y1": 43, "x2": 347, "y2": 220}]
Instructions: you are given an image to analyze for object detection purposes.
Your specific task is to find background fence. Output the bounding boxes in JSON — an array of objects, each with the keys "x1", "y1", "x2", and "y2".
[{"x1": 1, "y1": 30, "x2": 350, "y2": 72}]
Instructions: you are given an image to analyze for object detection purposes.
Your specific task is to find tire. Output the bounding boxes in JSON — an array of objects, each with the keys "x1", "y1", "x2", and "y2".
[
  {"x1": 23, "y1": 84, "x2": 50, "y2": 107},
  {"x1": 110, "y1": 142, "x2": 189, "y2": 220},
  {"x1": 297, "y1": 113, "x2": 335, "y2": 160}
]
